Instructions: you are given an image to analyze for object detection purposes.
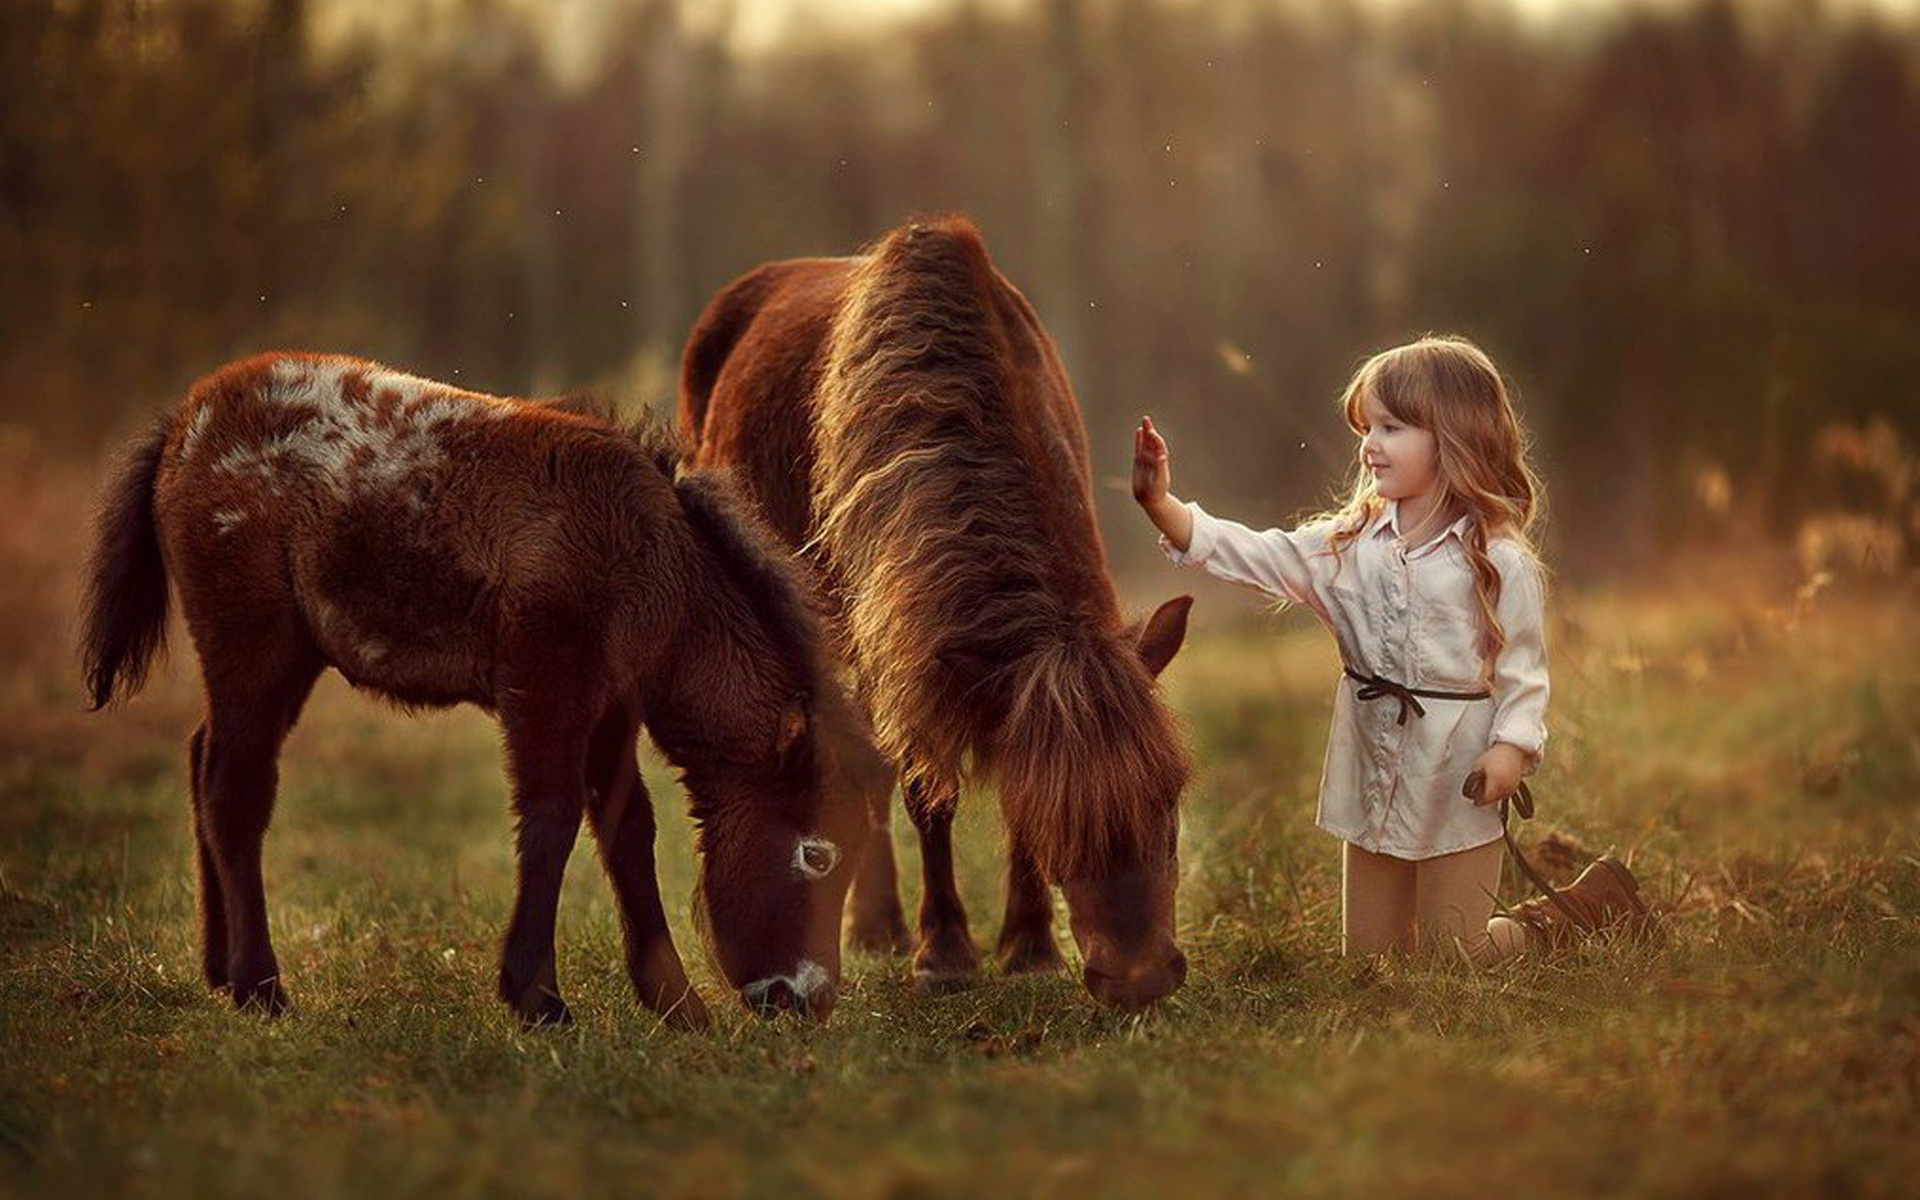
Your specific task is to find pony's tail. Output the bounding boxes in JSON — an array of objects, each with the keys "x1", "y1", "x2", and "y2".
[{"x1": 81, "y1": 414, "x2": 174, "y2": 710}]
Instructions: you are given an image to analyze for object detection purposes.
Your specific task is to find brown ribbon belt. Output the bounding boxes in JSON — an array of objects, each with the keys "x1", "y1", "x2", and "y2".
[{"x1": 1342, "y1": 665, "x2": 1491, "y2": 725}]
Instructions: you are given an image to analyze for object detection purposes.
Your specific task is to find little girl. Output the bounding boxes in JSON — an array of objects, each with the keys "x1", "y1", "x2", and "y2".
[{"x1": 1135, "y1": 335, "x2": 1644, "y2": 966}]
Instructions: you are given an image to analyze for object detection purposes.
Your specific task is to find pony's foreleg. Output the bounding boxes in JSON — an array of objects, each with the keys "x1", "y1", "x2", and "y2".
[
  {"x1": 905, "y1": 774, "x2": 979, "y2": 989},
  {"x1": 499, "y1": 706, "x2": 591, "y2": 1029},
  {"x1": 845, "y1": 784, "x2": 911, "y2": 955},
  {"x1": 186, "y1": 723, "x2": 230, "y2": 991},
  {"x1": 583, "y1": 706, "x2": 708, "y2": 1031},
  {"x1": 995, "y1": 844, "x2": 1066, "y2": 975}
]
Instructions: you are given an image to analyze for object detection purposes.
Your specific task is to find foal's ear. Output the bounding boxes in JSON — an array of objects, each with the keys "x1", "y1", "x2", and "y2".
[
  {"x1": 1134, "y1": 595, "x2": 1193, "y2": 678},
  {"x1": 775, "y1": 694, "x2": 810, "y2": 757}
]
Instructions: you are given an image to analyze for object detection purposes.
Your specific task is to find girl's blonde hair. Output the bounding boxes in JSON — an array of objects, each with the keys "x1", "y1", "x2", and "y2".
[{"x1": 1311, "y1": 334, "x2": 1545, "y2": 678}]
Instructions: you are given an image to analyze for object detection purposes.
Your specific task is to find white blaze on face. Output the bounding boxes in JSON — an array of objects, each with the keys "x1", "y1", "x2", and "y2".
[
  {"x1": 212, "y1": 358, "x2": 511, "y2": 502},
  {"x1": 792, "y1": 835, "x2": 840, "y2": 880}
]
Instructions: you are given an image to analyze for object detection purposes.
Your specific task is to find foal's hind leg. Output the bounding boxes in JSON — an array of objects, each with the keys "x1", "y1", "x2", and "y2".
[
  {"x1": 583, "y1": 705, "x2": 709, "y2": 1030},
  {"x1": 905, "y1": 774, "x2": 979, "y2": 989},
  {"x1": 199, "y1": 646, "x2": 322, "y2": 1014},
  {"x1": 498, "y1": 702, "x2": 592, "y2": 1028},
  {"x1": 186, "y1": 723, "x2": 229, "y2": 990},
  {"x1": 995, "y1": 845, "x2": 1066, "y2": 975}
]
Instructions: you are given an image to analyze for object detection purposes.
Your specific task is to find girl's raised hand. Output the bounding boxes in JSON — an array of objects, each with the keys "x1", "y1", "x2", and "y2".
[{"x1": 1132, "y1": 416, "x2": 1172, "y2": 507}]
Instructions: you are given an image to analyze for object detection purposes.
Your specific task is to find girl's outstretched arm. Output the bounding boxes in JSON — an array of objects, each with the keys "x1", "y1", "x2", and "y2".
[{"x1": 1134, "y1": 416, "x2": 1330, "y2": 619}]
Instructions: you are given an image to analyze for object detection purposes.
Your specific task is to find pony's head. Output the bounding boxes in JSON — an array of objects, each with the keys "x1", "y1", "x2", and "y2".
[{"x1": 994, "y1": 595, "x2": 1194, "y2": 1011}]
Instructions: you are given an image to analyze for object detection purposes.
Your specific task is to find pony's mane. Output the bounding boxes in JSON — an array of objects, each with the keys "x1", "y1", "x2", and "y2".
[{"x1": 810, "y1": 215, "x2": 1188, "y2": 879}]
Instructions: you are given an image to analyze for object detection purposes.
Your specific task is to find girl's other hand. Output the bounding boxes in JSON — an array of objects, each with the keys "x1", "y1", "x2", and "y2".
[
  {"x1": 1133, "y1": 416, "x2": 1172, "y2": 507},
  {"x1": 1465, "y1": 743, "x2": 1529, "y2": 806}
]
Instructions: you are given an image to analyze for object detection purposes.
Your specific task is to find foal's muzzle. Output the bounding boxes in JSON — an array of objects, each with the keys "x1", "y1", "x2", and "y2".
[{"x1": 740, "y1": 959, "x2": 835, "y2": 1021}]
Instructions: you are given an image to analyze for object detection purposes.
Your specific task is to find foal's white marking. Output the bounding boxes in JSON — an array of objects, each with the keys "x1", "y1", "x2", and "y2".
[
  {"x1": 741, "y1": 958, "x2": 831, "y2": 1009},
  {"x1": 211, "y1": 508, "x2": 247, "y2": 536},
  {"x1": 792, "y1": 835, "x2": 841, "y2": 880},
  {"x1": 213, "y1": 358, "x2": 510, "y2": 502}
]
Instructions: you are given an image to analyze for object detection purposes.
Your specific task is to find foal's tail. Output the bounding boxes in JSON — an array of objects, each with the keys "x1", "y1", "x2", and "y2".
[{"x1": 81, "y1": 414, "x2": 174, "y2": 710}]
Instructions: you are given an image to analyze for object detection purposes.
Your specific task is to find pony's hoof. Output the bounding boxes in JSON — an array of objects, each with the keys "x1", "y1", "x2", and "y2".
[
  {"x1": 910, "y1": 931, "x2": 979, "y2": 992},
  {"x1": 997, "y1": 937, "x2": 1067, "y2": 976},
  {"x1": 910, "y1": 969, "x2": 976, "y2": 997}
]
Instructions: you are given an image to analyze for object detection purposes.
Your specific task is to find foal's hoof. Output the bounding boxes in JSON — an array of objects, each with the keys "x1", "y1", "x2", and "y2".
[
  {"x1": 231, "y1": 976, "x2": 290, "y2": 1016},
  {"x1": 997, "y1": 935, "x2": 1067, "y2": 976},
  {"x1": 656, "y1": 989, "x2": 711, "y2": 1032},
  {"x1": 517, "y1": 995, "x2": 575, "y2": 1030}
]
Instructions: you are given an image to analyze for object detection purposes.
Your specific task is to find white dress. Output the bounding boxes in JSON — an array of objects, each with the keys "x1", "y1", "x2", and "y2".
[{"x1": 1162, "y1": 498, "x2": 1549, "y2": 860}]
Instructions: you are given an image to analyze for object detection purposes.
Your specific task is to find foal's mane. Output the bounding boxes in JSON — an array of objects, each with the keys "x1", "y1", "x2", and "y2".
[
  {"x1": 533, "y1": 392, "x2": 833, "y2": 722},
  {"x1": 672, "y1": 466, "x2": 833, "y2": 709},
  {"x1": 536, "y1": 389, "x2": 683, "y2": 481},
  {"x1": 810, "y1": 216, "x2": 1189, "y2": 879}
]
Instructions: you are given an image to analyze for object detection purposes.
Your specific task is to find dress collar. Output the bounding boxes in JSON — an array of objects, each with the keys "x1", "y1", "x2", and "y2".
[{"x1": 1368, "y1": 498, "x2": 1473, "y2": 555}]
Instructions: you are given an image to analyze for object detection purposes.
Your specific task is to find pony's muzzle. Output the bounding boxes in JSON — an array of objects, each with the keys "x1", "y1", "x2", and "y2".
[{"x1": 1083, "y1": 946, "x2": 1187, "y2": 1011}]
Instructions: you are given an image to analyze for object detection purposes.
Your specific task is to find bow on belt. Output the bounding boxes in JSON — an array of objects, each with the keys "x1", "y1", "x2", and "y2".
[{"x1": 1342, "y1": 665, "x2": 1490, "y2": 725}]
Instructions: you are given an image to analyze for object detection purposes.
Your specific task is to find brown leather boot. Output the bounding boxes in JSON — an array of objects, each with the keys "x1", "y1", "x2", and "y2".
[{"x1": 1503, "y1": 855, "x2": 1657, "y2": 951}]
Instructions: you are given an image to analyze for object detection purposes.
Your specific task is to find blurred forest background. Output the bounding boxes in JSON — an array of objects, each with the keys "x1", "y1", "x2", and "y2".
[{"x1": 2, "y1": 0, "x2": 1916, "y2": 578}]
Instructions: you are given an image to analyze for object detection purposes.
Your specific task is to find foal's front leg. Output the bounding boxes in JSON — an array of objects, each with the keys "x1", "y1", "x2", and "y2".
[
  {"x1": 584, "y1": 706, "x2": 709, "y2": 1030},
  {"x1": 905, "y1": 773, "x2": 979, "y2": 989},
  {"x1": 499, "y1": 709, "x2": 591, "y2": 1028}
]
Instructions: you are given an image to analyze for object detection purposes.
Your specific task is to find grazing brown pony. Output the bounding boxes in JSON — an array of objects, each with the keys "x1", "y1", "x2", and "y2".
[
  {"x1": 679, "y1": 217, "x2": 1195, "y2": 1010},
  {"x1": 80, "y1": 353, "x2": 888, "y2": 1028}
]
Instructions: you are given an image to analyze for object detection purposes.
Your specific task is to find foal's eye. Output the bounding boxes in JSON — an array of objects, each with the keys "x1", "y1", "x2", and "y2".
[{"x1": 793, "y1": 836, "x2": 840, "y2": 880}]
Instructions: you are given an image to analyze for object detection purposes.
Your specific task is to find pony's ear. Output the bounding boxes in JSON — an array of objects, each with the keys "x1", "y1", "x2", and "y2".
[
  {"x1": 1135, "y1": 595, "x2": 1193, "y2": 678},
  {"x1": 775, "y1": 694, "x2": 810, "y2": 757}
]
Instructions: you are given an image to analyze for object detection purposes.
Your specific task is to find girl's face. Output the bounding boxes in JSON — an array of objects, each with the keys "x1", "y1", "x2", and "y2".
[{"x1": 1358, "y1": 390, "x2": 1439, "y2": 502}]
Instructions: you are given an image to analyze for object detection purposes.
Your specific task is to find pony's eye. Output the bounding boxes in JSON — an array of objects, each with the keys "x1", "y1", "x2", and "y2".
[{"x1": 794, "y1": 836, "x2": 840, "y2": 880}]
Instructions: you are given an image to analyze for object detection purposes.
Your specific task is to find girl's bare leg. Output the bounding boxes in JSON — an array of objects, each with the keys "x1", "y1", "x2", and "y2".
[
  {"x1": 1342, "y1": 841, "x2": 1417, "y2": 956},
  {"x1": 1412, "y1": 838, "x2": 1529, "y2": 967}
]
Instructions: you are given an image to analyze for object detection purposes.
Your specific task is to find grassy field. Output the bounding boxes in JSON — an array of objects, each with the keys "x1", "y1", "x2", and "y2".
[{"x1": 1, "y1": 453, "x2": 1916, "y2": 1199}]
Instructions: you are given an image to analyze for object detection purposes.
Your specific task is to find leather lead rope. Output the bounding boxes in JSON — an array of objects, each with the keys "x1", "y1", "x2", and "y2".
[{"x1": 1467, "y1": 774, "x2": 1587, "y2": 930}]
